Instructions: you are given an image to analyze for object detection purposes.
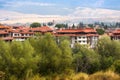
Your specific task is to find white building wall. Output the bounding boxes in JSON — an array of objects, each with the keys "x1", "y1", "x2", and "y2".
[
  {"x1": 75, "y1": 36, "x2": 87, "y2": 44},
  {"x1": 90, "y1": 36, "x2": 98, "y2": 48},
  {"x1": 71, "y1": 36, "x2": 87, "y2": 47},
  {"x1": 71, "y1": 36, "x2": 98, "y2": 48}
]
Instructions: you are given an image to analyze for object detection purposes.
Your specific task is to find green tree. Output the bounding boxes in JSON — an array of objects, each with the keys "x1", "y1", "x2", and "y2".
[
  {"x1": 30, "y1": 22, "x2": 41, "y2": 28},
  {"x1": 72, "y1": 24, "x2": 75, "y2": 28},
  {"x1": 111, "y1": 60, "x2": 120, "y2": 73},
  {"x1": 9, "y1": 41, "x2": 39, "y2": 79},
  {"x1": 95, "y1": 35, "x2": 120, "y2": 70},
  {"x1": 59, "y1": 40, "x2": 73, "y2": 72},
  {"x1": 35, "y1": 33, "x2": 62, "y2": 74},
  {"x1": 78, "y1": 22, "x2": 84, "y2": 28},
  {"x1": 55, "y1": 24, "x2": 66, "y2": 28},
  {"x1": 88, "y1": 24, "x2": 94, "y2": 28},
  {"x1": 0, "y1": 40, "x2": 40, "y2": 80},
  {"x1": 100, "y1": 22, "x2": 105, "y2": 27},
  {"x1": 73, "y1": 44, "x2": 100, "y2": 73},
  {"x1": 0, "y1": 40, "x2": 11, "y2": 79},
  {"x1": 47, "y1": 22, "x2": 54, "y2": 26},
  {"x1": 65, "y1": 23, "x2": 68, "y2": 28},
  {"x1": 96, "y1": 29, "x2": 105, "y2": 35}
]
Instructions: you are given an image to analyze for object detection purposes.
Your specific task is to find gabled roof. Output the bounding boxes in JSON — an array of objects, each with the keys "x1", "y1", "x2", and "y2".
[{"x1": 56, "y1": 29, "x2": 79, "y2": 33}]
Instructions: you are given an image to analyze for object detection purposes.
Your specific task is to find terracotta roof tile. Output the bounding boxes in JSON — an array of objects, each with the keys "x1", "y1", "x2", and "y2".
[
  {"x1": 56, "y1": 28, "x2": 96, "y2": 33},
  {"x1": 0, "y1": 31, "x2": 8, "y2": 34},
  {"x1": 32, "y1": 26, "x2": 53, "y2": 32}
]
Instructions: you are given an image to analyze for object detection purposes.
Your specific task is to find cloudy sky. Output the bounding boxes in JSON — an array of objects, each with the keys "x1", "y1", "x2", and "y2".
[{"x1": 0, "y1": 0, "x2": 120, "y2": 15}]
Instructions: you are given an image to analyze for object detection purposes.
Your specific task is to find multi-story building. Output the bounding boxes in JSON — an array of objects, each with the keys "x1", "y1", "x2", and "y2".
[
  {"x1": 0, "y1": 25, "x2": 13, "y2": 41},
  {"x1": 0, "y1": 25, "x2": 54, "y2": 41},
  {"x1": 10, "y1": 28, "x2": 34, "y2": 41},
  {"x1": 32, "y1": 26, "x2": 54, "y2": 34},
  {"x1": 110, "y1": 29, "x2": 120, "y2": 40},
  {"x1": 0, "y1": 25, "x2": 99, "y2": 48},
  {"x1": 55, "y1": 28, "x2": 99, "y2": 48}
]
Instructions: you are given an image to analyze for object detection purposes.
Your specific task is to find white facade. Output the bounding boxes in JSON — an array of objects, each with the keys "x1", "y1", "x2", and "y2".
[
  {"x1": 11, "y1": 32, "x2": 34, "y2": 41},
  {"x1": 71, "y1": 36, "x2": 87, "y2": 45},
  {"x1": 71, "y1": 36, "x2": 98, "y2": 48},
  {"x1": 90, "y1": 36, "x2": 98, "y2": 48}
]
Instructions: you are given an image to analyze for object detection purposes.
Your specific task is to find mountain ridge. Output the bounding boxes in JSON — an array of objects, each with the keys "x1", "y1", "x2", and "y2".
[{"x1": 0, "y1": 8, "x2": 120, "y2": 24}]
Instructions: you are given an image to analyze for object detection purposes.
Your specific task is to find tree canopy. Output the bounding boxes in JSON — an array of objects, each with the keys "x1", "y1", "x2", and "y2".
[
  {"x1": 55, "y1": 24, "x2": 68, "y2": 28},
  {"x1": 0, "y1": 34, "x2": 120, "y2": 79},
  {"x1": 96, "y1": 29, "x2": 105, "y2": 35},
  {"x1": 30, "y1": 22, "x2": 41, "y2": 28}
]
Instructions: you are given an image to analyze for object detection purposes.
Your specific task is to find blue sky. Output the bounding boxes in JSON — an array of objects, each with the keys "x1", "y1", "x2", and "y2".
[{"x1": 0, "y1": 0, "x2": 120, "y2": 15}]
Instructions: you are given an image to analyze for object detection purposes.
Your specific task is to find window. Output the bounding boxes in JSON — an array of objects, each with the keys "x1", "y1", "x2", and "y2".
[
  {"x1": 79, "y1": 37, "x2": 81, "y2": 39},
  {"x1": 83, "y1": 37, "x2": 85, "y2": 39},
  {"x1": 14, "y1": 34, "x2": 17, "y2": 36},
  {"x1": 75, "y1": 37, "x2": 77, "y2": 39},
  {"x1": 79, "y1": 41, "x2": 81, "y2": 43},
  {"x1": 83, "y1": 41, "x2": 86, "y2": 43}
]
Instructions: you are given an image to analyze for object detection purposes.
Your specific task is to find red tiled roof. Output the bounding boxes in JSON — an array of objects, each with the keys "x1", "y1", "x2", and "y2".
[
  {"x1": 56, "y1": 28, "x2": 96, "y2": 33},
  {"x1": 0, "y1": 31, "x2": 8, "y2": 34},
  {"x1": 32, "y1": 26, "x2": 53, "y2": 32},
  {"x1": 11, "y1": 29, "x2": 20, "y2": 33},
  {"x1": 55, "y1": 28, "x2": 98, "y2": 37},
  {"x1": 20, "y1": 32, "x2": 34, "y2": 34},
  {"x1": 56, "y1": 29, "x2": 79, "y2": 33},
  {"x1": 86, "y1": 34, "x2": 99, "y2": 37},
  {"x1": 0, "y1": 26, "x2": 10, "y2": 29},
  {"x1": 11, "y1": 27, "x2": 34, "y2": 34},
  {"x1": 112, "y1": 29, "x2": 120, "y2": 34},
  {"x1": 83, "y1": 28, "x2": 96, "y2": 33},
  {"x1": 110, "y1": 29, "x2": 120, "y2": 36}
]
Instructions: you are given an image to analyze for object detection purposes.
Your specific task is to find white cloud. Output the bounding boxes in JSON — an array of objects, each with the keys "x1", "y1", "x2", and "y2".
[
  {"x1": 4, "y1": 1, "x2": 56, "y2": 7},
  {"x1": 0, "y1": 7, "x2": 120, "y2": 24},
  {"x1": 63, "y1": 8, "x2": 73, "y2": 11},
  {"x1": 68, "y1": 7, "x2": 120, "y2": 18}
]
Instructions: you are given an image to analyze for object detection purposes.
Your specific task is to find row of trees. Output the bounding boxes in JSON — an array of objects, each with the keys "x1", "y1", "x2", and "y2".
[
  {"x1": 30, "y1": 22, "x2": 120, "y2": 29},
  {"x1": 0, "y1": 33, "x2": 120, "y2": 80},
  {"x1": 55, "y1": 22, "x2": 120, "y2": 29}
]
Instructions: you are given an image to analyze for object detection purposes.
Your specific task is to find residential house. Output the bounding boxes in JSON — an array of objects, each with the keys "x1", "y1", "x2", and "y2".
[{"x1": 55, "y1": 28, "x2": 99, "y2": 48}]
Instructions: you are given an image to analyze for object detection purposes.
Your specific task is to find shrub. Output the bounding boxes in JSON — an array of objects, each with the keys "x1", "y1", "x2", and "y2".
[
  {"x1": 72, "y1": 73, "x2": 88, "y2": 80},
  {"x1": 89, "y1": 71, "x2": 120, "y2": 80}
]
